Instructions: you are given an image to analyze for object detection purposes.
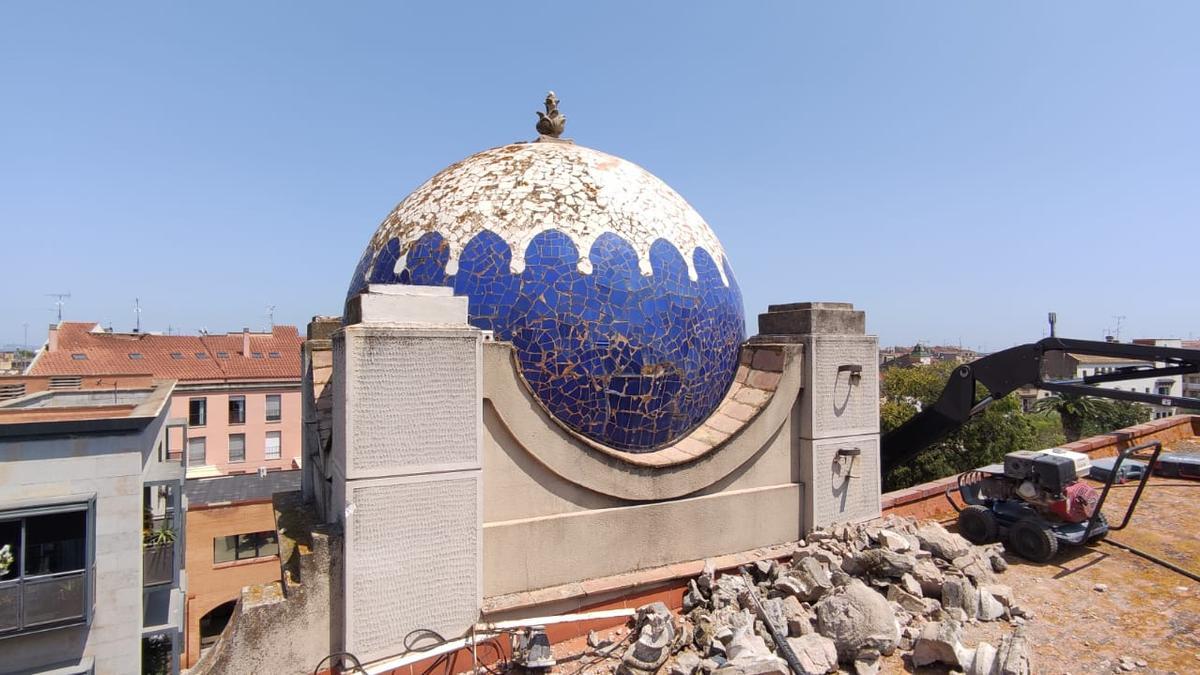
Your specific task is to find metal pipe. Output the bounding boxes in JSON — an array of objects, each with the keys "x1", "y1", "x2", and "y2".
[
  {"x1": 1100, "y1": 539, "x2": 1200, "y2": 583},
  {"x1": 739, "y1": 567, "x2": 804, "y2": 675},
  {"x1": 477, "y1": 608, "x2": 636, "y2": 632}
]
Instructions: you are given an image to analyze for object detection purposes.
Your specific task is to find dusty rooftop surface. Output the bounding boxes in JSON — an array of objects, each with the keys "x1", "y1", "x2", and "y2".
[{"x1": 529, "y1": 449, "x2": 1200, "y2": 675}]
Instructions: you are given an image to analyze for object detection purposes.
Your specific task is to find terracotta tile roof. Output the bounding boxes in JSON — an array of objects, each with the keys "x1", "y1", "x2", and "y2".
[{"x1": 29, "y1": 322, "x2": 302, "y2": 383}]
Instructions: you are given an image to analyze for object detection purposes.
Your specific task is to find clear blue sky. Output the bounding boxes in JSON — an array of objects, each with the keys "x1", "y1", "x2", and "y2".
[{"x1": 2, "y1": 2, "x2": 1197, "y2": 351}]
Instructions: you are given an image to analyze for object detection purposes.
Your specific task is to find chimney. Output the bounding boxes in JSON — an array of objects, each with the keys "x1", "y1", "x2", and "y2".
[
  {"x1": 242, "y1": 327, "x2": 250, "y2": 356},
  {"x1": 47, "y1": 324, "x2": 59, "y2": 352}
]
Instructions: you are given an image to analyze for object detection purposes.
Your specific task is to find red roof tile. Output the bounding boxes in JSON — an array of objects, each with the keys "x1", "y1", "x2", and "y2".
[{"x1": 29, "y1": 323, "x2": 302, "y2": 383}]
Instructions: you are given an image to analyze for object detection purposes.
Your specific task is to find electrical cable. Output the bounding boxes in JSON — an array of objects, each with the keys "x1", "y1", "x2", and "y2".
[{"x1": 312, "y1": 651, "x2": 365, "y2": 675}]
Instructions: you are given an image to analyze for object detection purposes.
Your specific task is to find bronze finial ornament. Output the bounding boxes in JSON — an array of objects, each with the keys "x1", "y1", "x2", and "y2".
[{"x1": 536, "y1": 91, "x2": 566, "y2": 138}]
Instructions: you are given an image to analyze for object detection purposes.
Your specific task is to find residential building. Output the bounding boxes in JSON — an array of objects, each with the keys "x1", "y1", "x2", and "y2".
[
  {"x1": 25, "y1": 322, "x2": 303, "y2": 478},
  {"x1": 880, "y1": 343, "x2": 980, "y2": 370},
  {"x1": 0, "y1": 351, "x2": 33, "y2": 375},
  {"x1": 1184, "y1": 340, "x2": 1200, "y2": 403},
  {"x1": 181, "y1": 470, "x2": 300, "y2": 668},
  {"x1": 1044, "y1": 338, "x2": 1186, "y2": 419},
  {"x1": 0, "y1": 378, "x2": 185, "y2": 674}
]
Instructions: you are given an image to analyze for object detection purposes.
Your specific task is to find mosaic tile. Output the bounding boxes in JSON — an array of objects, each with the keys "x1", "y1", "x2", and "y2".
[{"x1": 347, "y1": 141, "x2": 745, "y2": 452}]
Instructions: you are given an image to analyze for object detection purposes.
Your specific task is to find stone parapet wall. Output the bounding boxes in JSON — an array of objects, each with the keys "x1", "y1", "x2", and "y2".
[{"x1": 882, "y1": 414, "x2": 1200, "y2": 520}]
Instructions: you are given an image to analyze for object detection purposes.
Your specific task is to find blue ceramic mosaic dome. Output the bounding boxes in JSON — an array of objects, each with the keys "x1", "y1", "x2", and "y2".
[{"x1": 347, "y1": 137, "x2": 745, "y2": 452}]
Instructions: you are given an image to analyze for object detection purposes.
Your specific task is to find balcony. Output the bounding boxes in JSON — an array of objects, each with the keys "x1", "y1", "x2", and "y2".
[
  {"x1": 0, "y1": 570, "x2": 89, "y2": 636},
  {"x1": 143, "y1": 543, "x2": 174, "y2": 588}
]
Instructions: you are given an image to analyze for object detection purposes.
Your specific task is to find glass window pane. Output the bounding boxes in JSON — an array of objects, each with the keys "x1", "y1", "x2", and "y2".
[
  {"x1": 188, "y1": 437, "x2": 206, "y2": 465},
  {"x1": 213, "y1": 536, "x2": 237, "y2": 564},
  {"x1": 265, "y1": 395, "x2": 281, "y2": 422},
  {"x1": 229, "y1": 434, "x2": 245, "y2": 463},
  {"x1": 189, "y1": 398, "x2": 206, "y2": 427},
  {"x1": 0, "y1": 520, "x2": 19, "y2": 582},
  {"x1": 24, "y1": 511, "x2": 86, "y2": 576},
  {"x1": 258, "y1": 531, "x2": 279, "y2": 558},
  {"x1": 264, "y1": 432, "x2": 281, "y2": 460},
  {"x1": 228, "y1": 397, "x2": 245, "y2": 424},
  {"x1": 22, "y1": 573, "x2": 86, "y2": 627},
  {"x1": 235, "y1": 534, "x2": 258, "y2": 560}
]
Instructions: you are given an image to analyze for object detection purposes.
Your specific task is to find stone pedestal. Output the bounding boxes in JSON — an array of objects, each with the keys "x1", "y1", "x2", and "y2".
[
  {"x1": 333, "y1": 285, "x2": 482, "y2": 663},
  {"x1": 756, "y1": 302, "x2": 881, "y2": 531}
]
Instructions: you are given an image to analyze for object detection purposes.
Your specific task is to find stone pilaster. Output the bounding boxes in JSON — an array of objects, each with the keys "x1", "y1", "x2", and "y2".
[
  {"x1": 756, "y1": 302, "x2": 881, "y2": 531},
  {"x1": 332, "y1": 285, "x2": 482, "y2": 663}
]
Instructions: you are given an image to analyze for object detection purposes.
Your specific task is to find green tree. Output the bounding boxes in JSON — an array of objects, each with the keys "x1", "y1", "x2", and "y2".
[
  {"x1": 1080, "y1": 399, "x2": 1152, "y2": 437},
  {"x1": 1031, "y1": 393, "x2": 1122, "y2": 441},
  {"x1": 882, "y1": 361, "x2": 1037, "y2": 491}
]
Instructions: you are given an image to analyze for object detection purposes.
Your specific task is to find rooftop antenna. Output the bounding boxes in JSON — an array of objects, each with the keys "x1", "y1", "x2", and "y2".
[
  {"x1": 46, "y1": 292, "x2": 71, "y2": 323},
  {"x1": 1112, "y1": 315, "x2": 1126, "y2": 342},
  {"x1": 134, "y1": 298, "x2": 142, "y2": 333},
  {"x1": 266, "y1": 305, "x2": 276, "y2": 330},
  {"x1": 1048, "y1": 311, "x2": 1057, "y2": 338}
]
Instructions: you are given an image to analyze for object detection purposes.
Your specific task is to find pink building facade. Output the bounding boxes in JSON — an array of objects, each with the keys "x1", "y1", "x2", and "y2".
[{"x1": 27, "y1": 322, "x2": 305, "y2": 477}]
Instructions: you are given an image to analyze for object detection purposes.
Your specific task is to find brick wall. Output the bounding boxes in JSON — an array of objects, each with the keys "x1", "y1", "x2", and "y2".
[{"x1": 183, "y1": 501, "x2": 282, "y2": 668}]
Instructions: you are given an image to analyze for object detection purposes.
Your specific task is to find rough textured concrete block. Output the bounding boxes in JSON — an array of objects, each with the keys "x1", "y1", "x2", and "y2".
[
  {"x1": 345, "y1": 473, "x2": 481, "y2": 663},
  {"x1": 757, "y1": 302, "x2": 866, "y2": 337}
]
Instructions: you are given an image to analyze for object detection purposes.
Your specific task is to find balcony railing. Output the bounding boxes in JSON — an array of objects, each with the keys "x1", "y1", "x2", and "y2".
[
  {"x1": 143, "y1": 544, "x2": 174, "y2": 588},
  {"x1": 0, "y1": 571, "x2": 88, "y2": 636}
]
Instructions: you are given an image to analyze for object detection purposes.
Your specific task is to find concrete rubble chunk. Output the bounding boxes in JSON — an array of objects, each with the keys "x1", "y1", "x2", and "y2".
[
  {"x1": 814, "y1": 579, "x2": 901, "y2": 661},
  {"x1": 777, "y1": 557, "x2": 833, "y2": 603},
  {"x1": 713, "y1": 575, "x2": 750, "y2": 610},
  {"x1": 620, "y1": 602, "x2": 677, "y2": 675},
  {"x1": 912, "y1": 558, "x2": 946, "y2": 597},
  {"x1": 911, "y1": 620, "x2": 969, "y2": 668},
  {"x1": 953, "y1": 550, "x2": 998, "y2": 586},
  {"x1": 723, "y1": 624, "x2": 772, "y2": 661},
  {"x1": 878, "y1": 529, "x2": 911, "y2": 552},
  {"x1": 670, "y1": 651, "x2": 703, "y2": 675},
  {"x1": 780, "y1": 595, "x2": 813, "y2": 637},
  {"x1": 992, "y1": 627, "x2": 1033, "y2": 675},
  {"x1": 785, "y1": 634, "x2": 838, "y2": 674},
  {"x1": 942, "y1": 576, "x2": 978, "y2": 620},
  {"x1": 899, "y1": 573, "x2": 924, "y2": 598},
  {"x1": 915, "y1": 522, "x2": 973, "y2": 561},
  {"x1": 841, "y1": 548, "x2": 916, "y2": 578},
  {"x1": 965, "y1": 641, "x2": 997, "y2": 675},
  {"x1": 886, "y1": 584, "x2": 935, "y2": 616},
  {"x1": 852, "y1": 648, "x2": 881, "y2": 675},
  {"x1": 976, "y1": 587, "x2": 1007, "y2": 622},
  {"x1": 713, "y1": 655, "x2": 789, "y2": 675},
  {"x1": 981, "y1": 584, "x2": 1014, "y2": 608}
]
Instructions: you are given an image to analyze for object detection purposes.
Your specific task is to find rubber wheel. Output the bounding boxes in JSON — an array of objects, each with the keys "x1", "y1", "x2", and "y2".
[
  {"x1": 1086, "y1": 512, "x2": 1109, "y2": 540},
  {"x1": 958, "y1": 505, "x2": 998, "y2": 544},
  {"x1": 1007, "y1": 519, "x2": 1059, "y2": 563}
]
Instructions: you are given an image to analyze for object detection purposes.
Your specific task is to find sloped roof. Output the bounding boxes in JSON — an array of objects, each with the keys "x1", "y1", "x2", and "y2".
[{"x1": 29, "y1": 322, "x2": 302, "y2": 382}]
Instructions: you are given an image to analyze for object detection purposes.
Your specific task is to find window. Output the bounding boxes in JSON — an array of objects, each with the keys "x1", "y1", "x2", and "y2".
[
  {"x1": 70, "y1": 353, "x2": 87, "y2": 361},
  {"x1": 195, "y1": 352, "x2": 209, "y2": 360},
  {"x1": 170, "y1": 352, "x2": 184, "y2": 360},
  {"x1": 1157, "y1": 385, "x2": 1171, "y2": 396},
  {"x1": 189, "y1": 398, "x2": 207, "y2": 427},
  {"x1": 188, "y1": 437, "x2": 207, "y2": 465},
  {"x1": 251, "y1": 352, "x2": 263, "y2": 359},
  {"x1": 216, "y1": 351, "x2": 229, "y2": 359},
  {"x1": 265, "y1": 395, "x2": 281, "y2": 422},
  {"x1": 129, "y1": 353, "x2": 143, "y2": 360},
  {"x1": 265, "y1": 431, "x2": 281, "y2": 460},
  {"x1": 228, "y1": 434, "x2": 245, "y2": 463},
  {"x1": 228, "y1": 396, "x2": 246, "y2": 425},
  {"x1": 0, "y1": 504, "x2": 92, "y2": 635},
  {"x1": 213, "y1": 530, "x2": 279, "y2": 564},
  {"x1": 268, "y1": 351, "x2": 281, "y2": 359}
]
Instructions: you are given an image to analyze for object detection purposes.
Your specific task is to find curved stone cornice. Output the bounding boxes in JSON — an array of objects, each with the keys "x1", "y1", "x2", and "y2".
[{"x1": 482, "y1": 341, "x2": 803, "y2": 501}]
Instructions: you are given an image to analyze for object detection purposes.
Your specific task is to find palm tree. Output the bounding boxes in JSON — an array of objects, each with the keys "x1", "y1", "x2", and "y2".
[{"x1": 1032, "y1": 393, "x2": 1112, "y2": 442}]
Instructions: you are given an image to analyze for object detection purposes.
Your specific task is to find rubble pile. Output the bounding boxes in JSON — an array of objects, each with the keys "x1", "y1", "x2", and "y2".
[{"x1": 618, "y1": 516, "x2": 1033, "y2": 675}]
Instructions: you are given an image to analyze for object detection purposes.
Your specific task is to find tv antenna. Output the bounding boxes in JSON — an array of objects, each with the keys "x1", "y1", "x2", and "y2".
[
  {"x1": 1111, "y1": 315, "x2": 1126, "y2": 341},
  {"x1": 134, "y1": 298, "x2": 142, "y2": 333},
  {"x1": 266, "y1": 305, "x2": 276, "y2": 330},
  {"x1": 46, "y1": 292, "x2": 71, "y2": 323}
]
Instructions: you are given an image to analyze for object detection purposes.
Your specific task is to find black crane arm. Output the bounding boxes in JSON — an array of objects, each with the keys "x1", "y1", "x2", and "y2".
[{"x1": 880, "y1": 338, "x2": 1200, "y2": 477}]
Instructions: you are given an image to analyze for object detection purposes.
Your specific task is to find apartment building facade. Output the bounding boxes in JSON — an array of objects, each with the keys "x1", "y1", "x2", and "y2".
[
  {"x1": 26, "y1": 322, "x2": 303, "y2": 478},
  {"x1": 0, "y1": 380, "x2": 185, "y2": 674}
]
